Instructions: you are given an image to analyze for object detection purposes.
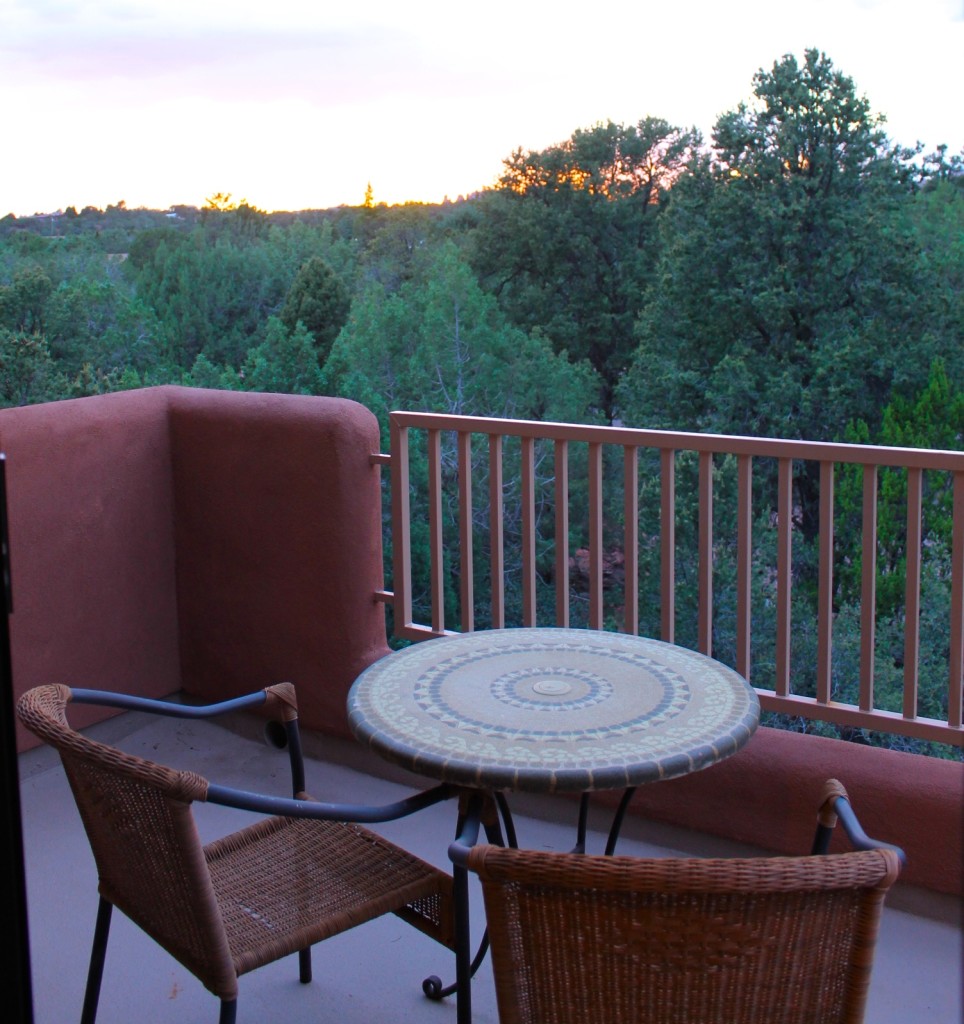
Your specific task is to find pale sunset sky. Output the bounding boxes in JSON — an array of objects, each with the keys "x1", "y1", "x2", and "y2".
[{"x1": 2, "y1": 0, "x2": 962, "y2": 217}]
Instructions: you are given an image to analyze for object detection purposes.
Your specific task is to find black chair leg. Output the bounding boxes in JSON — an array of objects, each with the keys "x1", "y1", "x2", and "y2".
[
  {"x1": 80, "y1": 896, "x2": 112, "y2": 1024},
  {"x1": 299, "y1": 947, "x2": 312, "y2": 984},
  {"x1": 219, "y1": 999, "x2": 237, "y2": 1024}
]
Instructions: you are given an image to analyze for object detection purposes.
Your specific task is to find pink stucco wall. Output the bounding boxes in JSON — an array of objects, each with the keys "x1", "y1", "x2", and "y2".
[
  {"x1": 605, "y1": 724, "x2": 962, "y2": 896},
  {"x1": 1, "y1": 389, "x2": 180, "y2": 739},
  {"x1": 167, "y1": 388, "x2": 390, "y2": 733},
  {"x1": 0, "y1": 386, "x2": 390, "y2": 748}
]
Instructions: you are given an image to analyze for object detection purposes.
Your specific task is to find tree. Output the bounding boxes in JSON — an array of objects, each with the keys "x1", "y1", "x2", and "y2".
[
  {"x1": 469, "y1": 118, "x2": 700, "y2": 420},
  {"x1": 242, "y1": 317, "x2": 324, "y2": 395},
  {"x1": 125, "y1": 226, "x2": 284, "y2": 367},
  {"x1": 204, "y1": 192, "x2": 236, "y2": 212},
  {"x1": 619, "y1": 51, "x2": 928, "y2": 522},
  {"x1": 199, "y1": 194, "x2": 268, "y2": 243},
  {"x1": 325, "y1": 242, "x2": 602, "y2": 627},
  {"x1": 906, "y1": 178, "x2": 964, "y2": 380},
  {"x1": 712, "y1": 49, "x2": 887, "y2": 192},
  {"x1": 45, "y1": 279, "x2": 164, "y2": 377},
  {"x1": 182, "y1": 353, "x2": 240, "y2": 391},
  {"x1": 837, "y1": 358, "x2": 964, "y2": 614},
  {"x1": 0, "y1": 330, "x2": 66, "y2": 406},
  {"x1": 279, "y1": 256, "x2": 350, "y2": 366},
  {"x1": 326, "y1": 243, "x2": 599, "y2": 426},
  {"x1": 360, "y1": 203, "x2": 440, "y2": 290},
  {"x1": 0, "y1": 265, "x2": 53, "y2": 334}
]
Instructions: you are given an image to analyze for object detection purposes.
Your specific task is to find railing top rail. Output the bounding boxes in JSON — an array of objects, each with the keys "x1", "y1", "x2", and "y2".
[{"x1": 390, "y1": 411, "x2": 964, "y2": 472}]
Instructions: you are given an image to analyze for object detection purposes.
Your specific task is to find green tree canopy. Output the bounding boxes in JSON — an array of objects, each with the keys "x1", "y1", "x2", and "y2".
[
  {"x1": 0, "y1": 330, "x2": 66, "y2": 407},
  {"x1": 242, "y1": 317, "x2": 324, "y2": 395},
  {"x1": 620, "y1": 50, "x2": 927, "y2": 446},
  {"x1": 0, "y1": 265, "x2": 53, "y2": 334},
  {"x1": 279, "y1": 256, "x2": 351, "y2": 366},
  {"x1": 325, "y1": 243, "x2": 601, "y2": 432},
  {"x1": 124, "y1": 227, "x2": 283, "y2": 367},
  {"x1": 712, "y1": 49, "x2": 888, "y2": 190},
  {"x1": 469, "y1": 117, "x2": 700, "y2": 420}
]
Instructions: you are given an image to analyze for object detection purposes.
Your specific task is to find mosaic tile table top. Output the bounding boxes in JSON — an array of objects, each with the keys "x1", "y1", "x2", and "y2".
[{"x1": 348, "y1": 628, "x2": 759, "y2": 794}]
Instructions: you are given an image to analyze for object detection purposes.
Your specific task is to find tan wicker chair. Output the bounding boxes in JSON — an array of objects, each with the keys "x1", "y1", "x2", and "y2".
[
  {"x1": 17, "y1": 682, "x2": 456, "y2": 1024},
  {"x1": 463, "y1": 781, "x2": 903, "y2": 1024}
]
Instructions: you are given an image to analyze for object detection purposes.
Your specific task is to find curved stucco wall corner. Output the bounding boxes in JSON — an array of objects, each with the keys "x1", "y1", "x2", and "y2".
[{"x1": 166, "y1": 387, "x2": 391, "y2": 736}]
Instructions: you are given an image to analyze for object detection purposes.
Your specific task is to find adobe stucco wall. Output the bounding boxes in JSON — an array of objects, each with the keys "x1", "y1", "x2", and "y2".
[
  {"x1": 614, "y1": 725, "x2": 963, "y2": 896},
  {"x1": 0, "y1": 389, "x2": 180, "y2": 743},
  {"x1": 167, "y1": 388, "x2": 389, "y2": 734},
  {"x1": 0, "y1": 386, "x2": 390, "y2": 749}
]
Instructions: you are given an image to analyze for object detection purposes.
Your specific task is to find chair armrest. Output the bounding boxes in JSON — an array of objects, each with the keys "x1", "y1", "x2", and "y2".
[
  {"x1": 205, "y1": 780, "x2": 455, "y2": 824},
  {"x1": 67, "y1": 685, "x2": 458, "y2": 824},
  {"x1": 812, "y1": 778, "x2": 907, "y2": 864},
  {"x1": 69, "y1": 683, "x2": 307, "y2": 796},
  {"x1": 69, "y1": 685, "x2": 284, "y2": 719}
]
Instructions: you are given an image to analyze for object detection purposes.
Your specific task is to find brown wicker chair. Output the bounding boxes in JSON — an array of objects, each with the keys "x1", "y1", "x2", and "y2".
[
  {"x1": 17, "y1": 682, "x2": 457, "y2": 1024},
  {"x1": 461, "y1": 781, "x2": 903, "y2": 1024}
]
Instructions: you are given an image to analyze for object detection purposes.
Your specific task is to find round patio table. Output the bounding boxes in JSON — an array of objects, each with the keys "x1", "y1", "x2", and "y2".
[
  {"x1": 348, "y1": 626, "x2": 759, "y2": 796},
  {"x1": 347, "y1": 627, "x2": 759, "y2": 1024}
]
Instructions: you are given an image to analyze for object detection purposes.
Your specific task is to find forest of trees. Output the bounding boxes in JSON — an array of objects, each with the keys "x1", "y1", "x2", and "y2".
[{"x1": 1, "y1": 51, "x2": 961, "y2": 756}]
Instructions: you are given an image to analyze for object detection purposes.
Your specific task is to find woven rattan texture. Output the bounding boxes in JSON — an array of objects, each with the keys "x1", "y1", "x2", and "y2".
[
  {"x1": 206, "y1": 815, "x2": 453, "y2": 976},
  {"x1": 469, "y1": 845, "x2": 900, "y2": 1024}
]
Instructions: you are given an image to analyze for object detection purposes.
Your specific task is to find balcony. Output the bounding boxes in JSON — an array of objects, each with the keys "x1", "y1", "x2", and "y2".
[
  {"x1": 4, "y1": 387, "x2": 961, "y2": 1023},
  {"x1": 17, "y1": 696, "x2": 962, "y2": 1024}
]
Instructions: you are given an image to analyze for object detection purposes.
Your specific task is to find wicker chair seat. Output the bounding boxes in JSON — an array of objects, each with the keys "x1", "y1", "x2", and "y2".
[{"x1": 207, "y1": 814, "x2": 452, "y2": 978}]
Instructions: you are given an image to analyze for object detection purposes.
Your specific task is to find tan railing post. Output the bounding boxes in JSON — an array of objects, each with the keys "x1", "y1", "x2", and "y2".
[
  {"x1": 776, "y1": 457, "x2": 793, "y2": 698},
  {"x1": 521, "y1": 436, "x2": 536, "y2": 626},
  {"x1": 736, "y1": 455, "x2": 753, "y2": 681},
  {"x1": 588, "y1": 442, "x2": 604, "y2": 631},
  {"x1": 623, "y1": 446, "x2": 639, "y2": 636},
  {"x1": 698, "y1": 450, "x2": 714, "y2": 656},
  {"x1": 903, "y1": 467, "x2": 923, "y2": 720},
  {"x1": 428, "y1": 429, "x2": 444, "y2": 635},
  {"x1": 458, "y1": 431, "x2": 474, "y2": 633},
  {"x1": 489, "y1": 434, "x2": 505, "y2": 629},
  {"x1": 817, "y1": 461, "x2": 835, "y2": 706},
  {"x1": 390, "y1": 416, "x2": 412, "y2": 634},
  {"x1": 554, "y1": 440, "x2": 570, "y2": 628},
  {"x1": 950, "y1": 472, "x2": 964, "y2": 729},
  {"x1": 660, "y1": 449, "x2": 676, "y2": 644}
]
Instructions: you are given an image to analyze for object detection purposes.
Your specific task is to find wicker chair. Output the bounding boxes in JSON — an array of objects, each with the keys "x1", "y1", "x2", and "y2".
[
  {"x1": 17, "y1": 682, "x2": 456, "y2": 1024},
  {"x1": 461, "y1": 781, "x2": 904, "y2": 1024}
]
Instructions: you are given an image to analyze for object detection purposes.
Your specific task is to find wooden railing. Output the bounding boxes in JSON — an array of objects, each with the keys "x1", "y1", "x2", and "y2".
[{"x1": 377, "y1": 412, "x2": 964, "y2": 748}]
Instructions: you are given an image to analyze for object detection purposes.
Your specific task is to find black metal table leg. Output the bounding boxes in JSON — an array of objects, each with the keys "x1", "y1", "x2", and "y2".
[
  {"x1": 572, "y1": 792, "x2": 590, "y2": 853},
  {"x1": 604, "y1": 786, "x2": 637, "y2": 855},
  {"x1": 493, "y1": 791, "x2": 518, "y2": 849},
  {"x1": 423, "y1": 791, "x2": 510, "y2": 1022}
]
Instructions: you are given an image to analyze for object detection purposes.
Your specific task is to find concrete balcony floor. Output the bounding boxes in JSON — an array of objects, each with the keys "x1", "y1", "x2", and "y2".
[{"x1": 18, "y1": 707, "x2": 962, "y2": 1024}]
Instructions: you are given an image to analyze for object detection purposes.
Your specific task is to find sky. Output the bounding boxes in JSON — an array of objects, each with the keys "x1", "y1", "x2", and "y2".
[{"x1": 2, "y1": 0, "x2": 962, "y2": 217}]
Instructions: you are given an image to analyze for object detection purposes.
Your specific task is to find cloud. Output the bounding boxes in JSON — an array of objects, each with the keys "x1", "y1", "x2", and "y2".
[
  {"x1": 2, "y1": 0, "x2": 961, "y2": 217},
  {"x1": 1, "y1": 6, "x2": 510, "y2": 110}
]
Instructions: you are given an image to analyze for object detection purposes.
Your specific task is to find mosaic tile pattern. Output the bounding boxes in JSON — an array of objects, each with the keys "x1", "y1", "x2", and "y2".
[{"x1": 348, "y1": 628, "x2": 759, "y2": 793}]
